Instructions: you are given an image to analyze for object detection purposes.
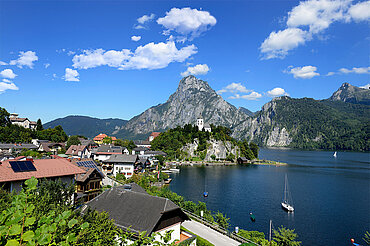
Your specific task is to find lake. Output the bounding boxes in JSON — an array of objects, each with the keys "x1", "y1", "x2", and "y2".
[{"x1": 169, "y1": 148, "x2": 370, "y2": 245}]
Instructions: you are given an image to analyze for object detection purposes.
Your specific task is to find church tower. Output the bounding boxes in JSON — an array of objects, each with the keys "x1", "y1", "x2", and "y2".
[{"x1": 197, "y1": 116, "x2": 204, "y2": 131}]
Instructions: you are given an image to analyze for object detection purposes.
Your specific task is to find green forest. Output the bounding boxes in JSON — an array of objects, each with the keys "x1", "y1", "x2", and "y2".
[{"x1": 0, "y1": 107, "x2": 68, "y2": 143}]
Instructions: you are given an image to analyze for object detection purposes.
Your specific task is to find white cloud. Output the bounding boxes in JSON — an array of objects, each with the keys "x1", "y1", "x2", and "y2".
[
  {"x1": 64, "y1": 68, "x2": 79, "y2": 82},
  {"x1": 67, "y1": 51, "x2": 76, "y2": 56},
  {"x1": 229, "y1": 92, "x2": 262, "y2": 100},
  {"x1": 72, "y1": 49, "x2": 132, "y2": 69},
  {"x1": 348, "y1": 1, "x2": 370, "y2": 21},
  {"x1": 119, "y1": 41, "x2": 197, "y2": 70},
  {"x1": 138, "y1": 13, "x2": 155, "y2": 24},
  {"x1": 287, "y1": 0, "x2": 352, "y2": 34},
  {"x1": 287, "y1": 65, "x2": 320, "y2": 79},
  {"x1": 339, "y1": 66, "x2": 370, "y2": 74},
  {"x1": 181, "y1": 64, "x2": 209, "y2": 76},
  {"x1": 134, "y1": 13, "x2": 155, "y2": 29},
  {"x1": 44, "y1": 63, "x2": 50, "y2": 69},
  {"x1": 0, "y1": 61, "x2": 7, "y2": 65},
  {"x1": 326, "y1": 71, "x2": 335, "y2": 76},
  {"x1": 260, "y1": 0, "x2": 370, "y2": 59},
  {"x1": 0, "y1": 69, "x2": 17, "y2": 79},
  {"x1": 359, "y1": 83, "x2": 370, "y2": 89},
  {"x1": 72, "y1": 41, "x2": 197, "y2": 71},
  {"x1": 0, "y1": 80, "x2": 18, "y2": 93},
  {"x1": 9, "y1": 51, "x2": 38, "y2": 68},
  {"x1": 131, "y1": 36, "x2": 142, "y2": 42},
  {"x1": 157, "y1": 7, "x2": 216, "y2": 40},
  {"x1": 260, "y1": 28, "x2": 309, "y2": 59},
  {"x1": 218, "y1": 82, "x2": 251, "y2": 94},
  {"x1": 267, "y1": 87, "x2": 289, "y2": 97}
]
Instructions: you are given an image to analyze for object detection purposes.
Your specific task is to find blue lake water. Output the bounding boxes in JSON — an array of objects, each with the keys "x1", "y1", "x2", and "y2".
[{"x1": 169, "y1": 148, "x2": 370, "y2": 245}]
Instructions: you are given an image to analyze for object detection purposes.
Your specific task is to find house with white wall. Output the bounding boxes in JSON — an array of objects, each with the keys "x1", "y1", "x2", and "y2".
[{"x1": 103, "y1": 154, "x2": 138, "y2": 178}]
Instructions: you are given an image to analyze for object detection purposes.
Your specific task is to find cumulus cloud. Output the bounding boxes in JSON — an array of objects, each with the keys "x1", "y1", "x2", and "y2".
[
  {"x1": 218, "y1": 82, "x2": 251, "y2": 94},
  {"x1": 181, "y1": 64, "x2": 209, "y2": 76},
  {"x1": 339, "y1": 66, "x2": 370, "y2": 74},
  {"x1": 134, "y1": 13, "x2": 155, "y2": 29},
  {"x1": 348, "y1": 1, "x2": 370, "y2": 21},
  {"x1": 72, "y1": 41, "x2": 197, "y2": 71},
  {"x1": 64, "y1": 68, "x2": 79, "y2": 82},
  {"x1": 267, "y1": 87, "x2": 289, "y2": 97},
  {"x1": 0, "y1": 69, "x2": 17, "y2": 79},
  {"x1": 131, "y1": 36, "x2": 142, "y2": 42},
  {"x1": 0, "y1": 80, "x2": 18, "y2": 93},
  {"x1": 157, "y1": 7, "x2": 216, "y2": 40},
  {"x1": 359, "y1": 83, "x2": 370, "y2": 89},
  {"x1": 260, "y1": 28, "x2": 309, "y2": 59},
  {"x1": 260, "y1": 0, "x2": 370, "y2": 59},
  {"x1": 9, "y1": 51, "x2": 38, "y2": 68},
  {"x1": 326, "y1": 71, "x2": 335, "y2": 76},
  {"x1": 229, "y1": 92, "x2": 263, "y2": 100},
  {"x1": 287, "y1": 65, "x2": 320, "y2": 79}
]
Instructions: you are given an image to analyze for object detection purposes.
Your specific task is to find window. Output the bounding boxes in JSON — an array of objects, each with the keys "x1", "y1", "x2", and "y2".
[{"x1": 125, "y1": 167, "x2": 130, "y2": 170}]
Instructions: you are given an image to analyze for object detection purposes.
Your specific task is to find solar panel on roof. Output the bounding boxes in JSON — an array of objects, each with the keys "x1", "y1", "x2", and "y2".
[
  {"x1": 76, "y1": 160, "x2": 104, "y2": 177},
  {"x1": 10, "y1": 161, "x2": 37, "y2": 172}
]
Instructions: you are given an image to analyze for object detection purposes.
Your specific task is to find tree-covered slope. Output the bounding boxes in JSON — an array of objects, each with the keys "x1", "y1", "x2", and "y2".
[{"x1": 44, "y1": 116, "x2": 127, "y2": 138}]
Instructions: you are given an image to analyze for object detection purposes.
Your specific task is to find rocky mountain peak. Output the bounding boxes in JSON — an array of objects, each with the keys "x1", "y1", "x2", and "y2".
[
  {"x1": 329, "y1": 82, "x2": 370, "y2": 105},
  {"x1": 175, "y1": 75, "x2": 213, "y2": 94}
]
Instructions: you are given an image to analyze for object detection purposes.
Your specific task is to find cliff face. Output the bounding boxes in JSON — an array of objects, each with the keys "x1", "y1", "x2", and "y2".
[
  {"x1": 329, "y1": 82, "x2": 370, "y2": 105},
  {"x1": 115, "y1": 75, "x2": 250, "y2": 137},
  {"x1": 181, "y1": 139, "x2": 239, "y2": 161},
  {"x1": 232, "y1": 97, "x2": 293, "y2": 147}
]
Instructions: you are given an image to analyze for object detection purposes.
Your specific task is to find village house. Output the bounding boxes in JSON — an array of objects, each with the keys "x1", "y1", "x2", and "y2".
[
  {"x1": 93, "y1": 133, "x2": 117, "y2": 145},
  {"x1": 103, "y1": 154, "x2": 139, "y2": 178},
  {"x1": 82, "y1": 184, "x2": 195, "y2": 245},
  {"x1": 131, "y1": 146, "x2": 149, "y2": 156},
  {"x1": 0, "y1": 158, "x2": 85, "y2": 192},
  {"x1": 79, "y1": 139, "x2": 98, "y2": 150},
  {"x1": 72, "y1": 159, "x2": 104, "y2": 203},
  {"x1": 196, "y1": 116, "x2": 211, "y2": 132},
  {"x1": 9, "y1": 113, "x2": 37, "y2": 129},
  {"x1": 38, "y1": 142, "x2": 65, "y2": 154},
  {"x1": 66, "y1": 144, "x2": 91, "y2": 158},
  {"x1": 133, "y1": 140, "x2": 151, "y2": 148},
  {"x1": 91, "y1": 145, "x2": 128, "y2": 162},
  {"x1": 0, "y1": 143, "x2": 38, "y2": 155}
]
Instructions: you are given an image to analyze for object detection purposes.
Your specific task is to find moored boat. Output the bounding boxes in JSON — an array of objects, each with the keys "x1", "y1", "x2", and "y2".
[{"x1": 282, "y1": 174, "x2": 294, "y2": 212}]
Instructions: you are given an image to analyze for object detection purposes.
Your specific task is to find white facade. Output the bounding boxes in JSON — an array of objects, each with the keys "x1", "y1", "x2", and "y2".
[
  {"x1": 197, "y1": 117, "x2": 204, "y2": 131},
  {"x1": 113, "y1": 163, "x2": 134, "y2": 178},
  {"x1": 154, "y1": 222, "x2": 181, "y2": 244},
  {"x1": 94, "y1": 154, "x2": 113, "y2": 162}
]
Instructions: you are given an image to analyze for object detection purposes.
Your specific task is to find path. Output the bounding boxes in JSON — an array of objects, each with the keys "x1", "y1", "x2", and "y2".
[{"x1": 182, "y1": 220, "x2": 240, "y2": 246}]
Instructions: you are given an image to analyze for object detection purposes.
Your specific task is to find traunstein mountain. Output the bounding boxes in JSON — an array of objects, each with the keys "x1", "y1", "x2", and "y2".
[{"x1": 114, "y1": 75, "x2": 250, "y2": 138}]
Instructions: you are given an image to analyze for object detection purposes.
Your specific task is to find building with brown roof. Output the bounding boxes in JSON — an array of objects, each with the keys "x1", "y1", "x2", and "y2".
[
  {"x1": 66, "y1": 144, "x2": 90, "y2": 158},
  {"x1": 93, "y1": 134, "x2": 117, "y2": 145},
  {"x1": 148, "y1": 132, "x2": 161, "y2": 142},
  {"x1": 38, "y1": 142, "x2": 65, "y2": 153},
  {"x1": 9, "y1": 113, "x2": 37, "y2": 129},
  {"x1": 0, "y1": 158, "x2": 85, "y2": 192}
]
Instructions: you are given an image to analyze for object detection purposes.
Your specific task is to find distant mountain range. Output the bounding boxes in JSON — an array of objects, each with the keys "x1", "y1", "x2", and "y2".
[{"x1": 44, "y1": 77, "x2": 369, "y2": 151}]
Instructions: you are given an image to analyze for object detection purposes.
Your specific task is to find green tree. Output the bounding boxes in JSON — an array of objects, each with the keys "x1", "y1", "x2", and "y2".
[
  {"x1": 66, "y1": 135, "x2": 81, "y2": 149},
  {"x1": 210, "y1": 154, "x2": 216, "y2": 160},
  {"x1": 249, "y1": 142, "x2": 259, "y2": 159},
  {"x1": 215, "y1": 211, "x2": 230, "y2": 230},
  {"x1": 103, "y1": 136, "x2": 113, "y2": 144},
  {"x1": 273, "y1": 226, "x2": 301, "y2": 246},
  {"x1": 0, "y1": 107, "x2": 10, "y2": 127},
  {"x1": 36, "y1": 118, "x2": 44, "y2": 131},
  {"x1": 364, "y1": 231, "x2": 370, "y2": 245}
]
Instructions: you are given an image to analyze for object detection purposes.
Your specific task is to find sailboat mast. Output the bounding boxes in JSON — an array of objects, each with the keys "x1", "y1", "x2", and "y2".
[{"x1": 284, "y1": 174, "x2": 287, "y2": 202}]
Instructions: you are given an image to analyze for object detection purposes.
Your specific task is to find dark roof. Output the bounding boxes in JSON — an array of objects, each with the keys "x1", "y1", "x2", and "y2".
[
  {"x1": 238, "y1": 157, "x2": 248, "y2": 161},
  {"x1": 80, "y1": 139, "x2": 97, "y2": 146},
  {"x1": 65, "y1": 145, "x2": 88, "y2": 155},
  {"x1": 96, "y1": 145, "x2": 123, "y2": 153},
  {"x1": 75, "y1": 160, "x2": 104, "y2": 178},
  {"x1": 133, "y1": 140, "x2": 151, "y2": 145},
  {"x1": 144, "y1": 150, "x2": 167, "y2": 156},
  {"x1": 121, "y1": 183, "x2": 147, "y2": 194},
  {"x1": 0, "y1": 143, "x2": 38, "y2": 150},
  {"x1": 103, "y1": 154, "x2": 138, "y2": 163},
  {"x1": 84, "y1": 186, "x2": 189, "y2": 234},
  {"x1": 133, "y1": 146, "x2": 149, "y2": 152}
]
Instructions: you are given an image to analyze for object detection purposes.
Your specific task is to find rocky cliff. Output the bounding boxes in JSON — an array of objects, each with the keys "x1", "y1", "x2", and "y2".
[
  {"x1": 329, "y1": 82, "x2": 370, "y2": 105},
  {"x1": 115, "y1": 75, "x2": 250, "y2": 138}
]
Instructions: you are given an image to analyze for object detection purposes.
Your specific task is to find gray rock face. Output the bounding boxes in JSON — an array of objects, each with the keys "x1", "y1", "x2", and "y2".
[
  {"x1": 118, "y1": 75, "x2": 250, "y2": 137},
  {"x1": 232, "y1": 97, "x2": 292, "y2": 147},
  {"x1": 329, "y1": 82, "x2": 370, "y2": 105},
  {"x1": 181, "y1": 139, "x2": 239, "y2": 161}
]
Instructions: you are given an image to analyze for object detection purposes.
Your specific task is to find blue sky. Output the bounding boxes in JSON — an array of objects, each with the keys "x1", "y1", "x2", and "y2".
[{"x1": 0, "y1": 0, "x2": 369, "y2": 123}]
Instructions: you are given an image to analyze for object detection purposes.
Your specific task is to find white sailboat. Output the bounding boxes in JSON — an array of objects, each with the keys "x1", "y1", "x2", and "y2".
[
  {"x1": 333, "y1": 151, "x2": 337, "y2": 158},
  {"x1": 281, "y1": 174, "x2": 294, "y2": 212}
]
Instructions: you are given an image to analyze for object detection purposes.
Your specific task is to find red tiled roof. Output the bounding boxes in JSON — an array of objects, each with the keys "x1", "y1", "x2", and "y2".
[
  {"x1": 111, "y1": 137, "x2": 117, "y2": 141},
  {"x1": 13, "y1": 156, "x2": 26, "y2": 161},
  {"x1": 0, "y1": 159, "x2": 85, "y2": 182},
  {"x1": 93, "y1": 134, "x2": 108, "y2": 141},
  {"x1": 150, "y1": 132, "x2": 161, "y2": 138}
]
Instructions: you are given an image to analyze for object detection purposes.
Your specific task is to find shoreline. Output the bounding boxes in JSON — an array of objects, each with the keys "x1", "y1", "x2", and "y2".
[{"x1": 165, "y1": 159, "x2": 288, "y2": 167}]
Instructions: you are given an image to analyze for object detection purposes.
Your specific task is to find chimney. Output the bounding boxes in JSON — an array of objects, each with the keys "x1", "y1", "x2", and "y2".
[{"x1": 26, "y1": 157, "x2": 33, "y2": 162}]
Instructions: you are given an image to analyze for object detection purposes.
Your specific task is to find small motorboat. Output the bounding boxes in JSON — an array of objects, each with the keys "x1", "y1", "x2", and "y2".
[
  {"x1": 203, "y1": 191, "x2": 208, "y2": 197},
  {"x1": 250, "y1": 212, "x2": 255, "y2": 222}
]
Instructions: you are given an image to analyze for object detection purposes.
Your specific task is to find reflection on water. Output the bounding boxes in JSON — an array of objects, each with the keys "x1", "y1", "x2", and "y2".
[{"x1": 169, "y1": 149, "x2": 370, "y2": 246}]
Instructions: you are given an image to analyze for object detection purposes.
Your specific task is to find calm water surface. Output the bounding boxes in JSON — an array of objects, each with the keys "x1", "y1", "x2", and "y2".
[{"x1": 169, "y1": 148, "x2": 370, "y2": 246}]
